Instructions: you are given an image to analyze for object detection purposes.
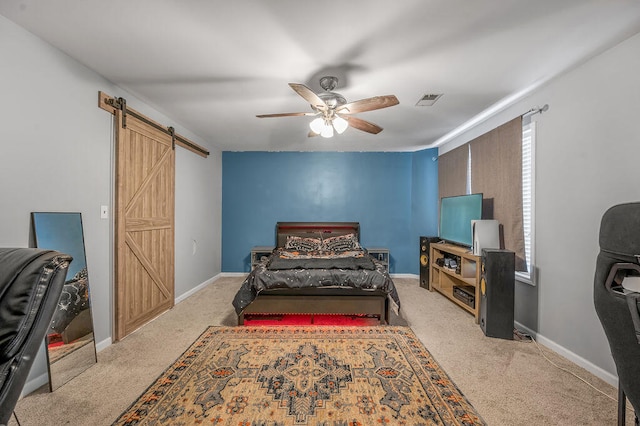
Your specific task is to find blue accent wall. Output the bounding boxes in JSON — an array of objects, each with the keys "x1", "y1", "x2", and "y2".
[
  {"x1": 411, "y1": 149, "x2": 440, "y2": 250},
  {"x1": 222, "y1": 150, "x2": 438, "y2": 273}
]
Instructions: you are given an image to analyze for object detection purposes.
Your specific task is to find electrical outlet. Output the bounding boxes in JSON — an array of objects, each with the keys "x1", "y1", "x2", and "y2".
[{"x1": 100, "y1": 205, "x2": 109, "y2": 219}]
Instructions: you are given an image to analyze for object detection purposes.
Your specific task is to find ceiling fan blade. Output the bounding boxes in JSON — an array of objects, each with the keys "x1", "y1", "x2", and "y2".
[
  {"x1": 289, "y1": 83, "x2": 327, "y2": 111},
  {"x1": 308, "y1": 131, "x2": 319, "y2": 138},
  {"x1": 337, "y1": 95, "x2": 399, "y2": 114},
  {"x1": 256, "y1": 112, "x2": 316, "y2": 118},
  {"x1": 345, "y1": 115, "x2": 383, "y2": 134}
]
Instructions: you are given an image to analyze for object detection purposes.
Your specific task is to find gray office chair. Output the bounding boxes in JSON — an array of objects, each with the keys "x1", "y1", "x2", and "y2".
[
  {"x1": 594, "y1": 202, "x2": 640, "y2": 426},
  {"x1": 0, "y1": 248, "x2": 72, "y2": 426}
]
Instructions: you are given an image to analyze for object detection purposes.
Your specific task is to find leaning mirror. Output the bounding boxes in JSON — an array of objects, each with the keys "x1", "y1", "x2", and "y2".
[{"x1": 31, "y1": 212, "x2": 97, "y2": 391}]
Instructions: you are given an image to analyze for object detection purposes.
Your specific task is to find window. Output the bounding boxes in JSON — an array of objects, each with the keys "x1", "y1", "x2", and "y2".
[
  {"x1": 518, "y1": 121, "x2": 535, "y2": 284},
  {"x1": 439, "y1": 117, "x2": 528, "y2": 273}
]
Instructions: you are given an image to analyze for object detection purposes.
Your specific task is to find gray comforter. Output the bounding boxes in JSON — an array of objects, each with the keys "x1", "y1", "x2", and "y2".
[{"x1": 232, "y1": 248, "x2": 401, "y2": 314}]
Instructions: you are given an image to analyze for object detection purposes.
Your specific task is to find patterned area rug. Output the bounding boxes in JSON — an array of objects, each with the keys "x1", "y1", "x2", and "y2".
[{"x1": 113, "y1": 326, "x2": 485, "y2": 425}]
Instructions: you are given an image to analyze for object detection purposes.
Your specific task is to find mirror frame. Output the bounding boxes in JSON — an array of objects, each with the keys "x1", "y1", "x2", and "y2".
[{"x1": 31, "y1": 212, "x2": 97, "y2": 391}]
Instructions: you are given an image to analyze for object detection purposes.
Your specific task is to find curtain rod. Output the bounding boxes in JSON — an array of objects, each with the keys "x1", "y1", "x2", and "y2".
[{"x1": 522, "y1": 104, "x2": 549, "y2": 118}]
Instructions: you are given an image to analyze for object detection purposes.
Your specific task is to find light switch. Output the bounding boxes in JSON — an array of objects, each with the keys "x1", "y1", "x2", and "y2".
[{"x1": 100, "y1": 205, "x2": 109, "y2": 219}]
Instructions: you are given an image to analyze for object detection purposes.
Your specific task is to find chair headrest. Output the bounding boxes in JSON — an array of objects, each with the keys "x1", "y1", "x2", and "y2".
[
  {"x1": 0, "y1": 249, "x2": 71, "y2": 361},
  {"x1": 599, "y1": 202, "x2": 640, "y2": 260}
]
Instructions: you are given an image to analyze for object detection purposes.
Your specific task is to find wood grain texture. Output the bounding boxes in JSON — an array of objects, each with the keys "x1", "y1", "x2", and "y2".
[{"x1": 114, "y1": 110, "x2": 175, "y2": 341}]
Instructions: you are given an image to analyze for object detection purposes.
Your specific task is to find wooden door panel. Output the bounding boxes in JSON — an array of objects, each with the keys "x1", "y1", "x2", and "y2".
[
  {"x1": 115, "y1": 112, "x2": 175, "y2": 340},
  {"x1": 126, "y1": 170, "x2": 173, "y2": 226},
  {"x1": 121, "y1": 124, "x2": 170, "y2": 208},
  {"x1": 121, "y1": 234, "x2": 171, "y2": 331}
]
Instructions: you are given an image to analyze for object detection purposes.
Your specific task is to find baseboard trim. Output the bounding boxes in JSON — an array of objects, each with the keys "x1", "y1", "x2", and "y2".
[
  {"x1": 514, "y1": 321, "x2": 618, "y2": 388},
  {"x1": 514, "y1": 320, "x2": 537, "y2": 339},
  {"x1": 391, "y1": 273, "x2": 419, "y2": 279},
  {"x1": 175, "y1": 275, "x2": 220, "y2": 304},
  {"x1": 219, "y1": 272, "x2": 248, "y2": 277},
  {"x1": 95, "y1": 337, "x2": 112, "y2": 352}
]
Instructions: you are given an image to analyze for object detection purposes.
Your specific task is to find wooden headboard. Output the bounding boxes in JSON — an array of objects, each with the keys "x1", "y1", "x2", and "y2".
[{"x1": 275, "y1": 222, "x2": 360, "y2": 247}]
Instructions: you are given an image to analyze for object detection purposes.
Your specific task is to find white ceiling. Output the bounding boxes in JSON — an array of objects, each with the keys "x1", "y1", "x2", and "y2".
[{"x1": 2, "y1": 1, "x2": 640, "y2": 152}]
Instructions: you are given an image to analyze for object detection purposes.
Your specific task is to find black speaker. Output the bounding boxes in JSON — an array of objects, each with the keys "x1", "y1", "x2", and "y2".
[
  {"x1": 479, "y1": 249, "x2": 515, "y2": 339},
  {"x1": 419, "y1": 236, "x2": 439, "y2": 289}
]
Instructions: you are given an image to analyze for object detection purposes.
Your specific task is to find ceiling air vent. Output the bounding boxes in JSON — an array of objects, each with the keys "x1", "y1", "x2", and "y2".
[{"x1": 416, "y1": 93, "x2": 443, "y2": 106}]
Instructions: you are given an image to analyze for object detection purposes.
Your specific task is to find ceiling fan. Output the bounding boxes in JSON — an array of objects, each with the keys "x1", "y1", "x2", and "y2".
[{"x1": 256, "y1": 76, "x2": 399, "y2": 138}]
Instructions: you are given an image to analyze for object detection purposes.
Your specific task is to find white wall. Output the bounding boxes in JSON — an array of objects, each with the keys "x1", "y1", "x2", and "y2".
[
  {"x1": 440, "y1": 32, "x2": 640, "y2": 384},
  {"x1": 0, "y1": 15, "x2": 222, "y2": 389}
]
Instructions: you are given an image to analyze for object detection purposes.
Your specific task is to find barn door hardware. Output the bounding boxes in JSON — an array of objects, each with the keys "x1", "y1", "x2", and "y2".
[
  {"x1": 98, "y1": 91, "x2": 209, "y2": 157},
  {"x1": 104, "y1": 96, "x2": 128, "y2": 128},
  {"x1": 168, "y1": 126, "x2": 176, "y2": 150}
]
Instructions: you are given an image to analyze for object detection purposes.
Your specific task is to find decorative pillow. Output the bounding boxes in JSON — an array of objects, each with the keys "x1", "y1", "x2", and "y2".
[
  {"x1": 284, "y1": 235, "x2": 322, "y2": 251},
  {"x1": 321, "y1": 233, "x2": 361, "y2": 252}
]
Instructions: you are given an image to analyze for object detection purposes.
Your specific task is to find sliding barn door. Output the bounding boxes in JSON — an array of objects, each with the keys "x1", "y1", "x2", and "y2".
[{"x1": 114, "y1": 111, "x2": 175, "y2": 341}]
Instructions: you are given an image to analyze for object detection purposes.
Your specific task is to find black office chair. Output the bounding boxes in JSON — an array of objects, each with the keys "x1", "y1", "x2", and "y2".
[
  {"x1": 594, "y1": 202, "x2": 640, "y2": 426},
  {"x1": 0, "y1": 248, "x2": 72, "y2": 426}
]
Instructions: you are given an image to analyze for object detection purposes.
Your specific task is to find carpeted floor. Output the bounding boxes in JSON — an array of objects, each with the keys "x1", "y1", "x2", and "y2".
[
  {"x1": 8, "y1": 277, "x2": 635, "y2": 425},
  {"x1": 113, "y1": 326, "x2": 485, "y2": 425}
]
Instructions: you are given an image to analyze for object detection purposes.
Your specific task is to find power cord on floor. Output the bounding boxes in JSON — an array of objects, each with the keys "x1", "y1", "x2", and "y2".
[{"x1": 515, "y1": 329, "x2": 635, "y2": 417}]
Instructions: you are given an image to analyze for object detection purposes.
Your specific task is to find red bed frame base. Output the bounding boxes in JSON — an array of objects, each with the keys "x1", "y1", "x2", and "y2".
[{"x1": 242, "y1": 313, "x2": 380, "y2": 326}]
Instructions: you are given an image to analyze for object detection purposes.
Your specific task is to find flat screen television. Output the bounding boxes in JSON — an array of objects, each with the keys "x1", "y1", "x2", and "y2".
[{"x1": 439, "y1": 193, "x2": 483, "y2": 247}]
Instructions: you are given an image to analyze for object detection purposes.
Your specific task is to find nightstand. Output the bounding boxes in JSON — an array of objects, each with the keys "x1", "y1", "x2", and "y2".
[
  {"x1": 367, "y1": 247, "x2": 390, "y2": 271},
  {"x1": 250, "y1": 246, "x2": 275, "y2": 269}
]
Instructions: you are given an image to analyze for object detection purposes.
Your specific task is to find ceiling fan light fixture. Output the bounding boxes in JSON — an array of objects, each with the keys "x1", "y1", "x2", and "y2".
[
  {"x1": 333, "y1": 115, "x2": 348, "y2": 134},
  {"x1": 309, "y1": 117, "x2": 325, "y2": 134},
  {"x1": 320, "y1": 121, "x2": 334, "y2": 138},
  {"x1": 258, "y1": 77, "x2": 398, "y2": 137}
]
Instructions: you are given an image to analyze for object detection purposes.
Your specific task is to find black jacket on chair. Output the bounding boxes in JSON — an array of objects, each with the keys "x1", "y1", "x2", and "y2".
[
  {"x1": 0, "y1": 248, "x2": 72, "y2": 425},
  {"x1": 594, "y1": 202, "x2": 640, "y2": 423}
]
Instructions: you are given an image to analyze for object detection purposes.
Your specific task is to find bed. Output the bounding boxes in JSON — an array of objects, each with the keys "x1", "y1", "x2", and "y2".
[{"x1": 232, "y1": 222, "x2": 400, "y2": 325}]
